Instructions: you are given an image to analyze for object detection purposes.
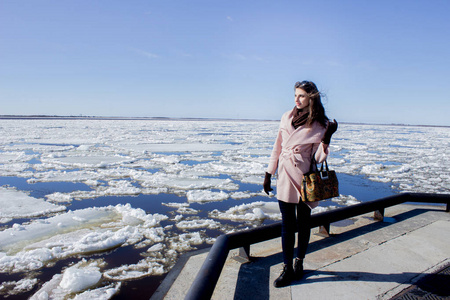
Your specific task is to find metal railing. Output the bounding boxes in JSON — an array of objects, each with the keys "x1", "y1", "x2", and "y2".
[{"x1": 184, "y1": 193, "x2": 449, "y2": 300}]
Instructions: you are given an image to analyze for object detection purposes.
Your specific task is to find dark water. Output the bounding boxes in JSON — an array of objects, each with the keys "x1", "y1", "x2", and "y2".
[{"x1": 0, "y1": 173, "x2": 397, "y2": 299}]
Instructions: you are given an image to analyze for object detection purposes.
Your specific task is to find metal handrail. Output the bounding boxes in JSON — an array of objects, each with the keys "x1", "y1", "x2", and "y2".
[{"x1": 184, "y1": 193, "x2": 449, "y2": 300}]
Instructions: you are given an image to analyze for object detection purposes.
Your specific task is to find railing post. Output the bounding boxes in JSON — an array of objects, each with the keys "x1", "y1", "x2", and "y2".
[
  {"x1": 233, "y1": 245, "x2": 251, "y2": 263},
  {"x1": 374, "y1": 208, "x2": 385, "y2": 221},
  {"x1": 318, "y1": 224, "x2": 330, "y2": 237}
]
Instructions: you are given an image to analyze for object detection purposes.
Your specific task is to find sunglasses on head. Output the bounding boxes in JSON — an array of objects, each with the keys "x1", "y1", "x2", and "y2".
[{"x1": 295, "y1": 81, "x2": 311, "y2": 88}]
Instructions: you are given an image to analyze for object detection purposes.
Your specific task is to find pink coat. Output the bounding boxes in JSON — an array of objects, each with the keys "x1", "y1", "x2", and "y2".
[{"x1": 267, "y1": 109, "x2": 329, "y2": 208}]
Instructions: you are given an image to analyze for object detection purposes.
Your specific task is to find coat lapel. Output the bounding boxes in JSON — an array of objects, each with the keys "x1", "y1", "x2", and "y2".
[{"x1": 283, "y1": 114, "x2": 325, "y2": 148}]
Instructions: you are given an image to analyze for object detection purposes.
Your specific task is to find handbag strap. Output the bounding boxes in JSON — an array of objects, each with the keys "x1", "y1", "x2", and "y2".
[
  {"x1": 309, "y1": 156, "x2": 315, "y2": 172},
  {"x1": 310, "y1": 151, "x2": 329, "y2": 173},
  {"x1": 321, "y1": 160, "x2": 330, "y2": 172},
  {"x1": 303, "y1": 178, "x2": 308, "y2": 202},
  {"x1": 309, "y1": 145, "x2": 317, "y2": 173}
]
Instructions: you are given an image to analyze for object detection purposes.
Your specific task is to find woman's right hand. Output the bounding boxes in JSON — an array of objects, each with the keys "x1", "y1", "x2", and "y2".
[{"x1": 263, "y1": 172, "x2": 273, "y2": 195}]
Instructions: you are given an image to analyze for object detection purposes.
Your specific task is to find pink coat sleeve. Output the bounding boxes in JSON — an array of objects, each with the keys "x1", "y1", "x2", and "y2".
[
  {"x1": 267, "y1": 129, "x2": 282, "y2": 175},
  {"x1": 313, "y1": 142, "x2": 329, "y2": 163}
]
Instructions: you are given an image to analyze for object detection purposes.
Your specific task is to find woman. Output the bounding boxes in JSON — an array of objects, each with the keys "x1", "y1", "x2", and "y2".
[{"x1": 263, "y1": 80, "x2": 337, "y2": 288}]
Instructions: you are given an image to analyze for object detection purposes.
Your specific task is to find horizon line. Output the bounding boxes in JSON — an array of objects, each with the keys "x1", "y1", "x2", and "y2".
[{"x1": 0, "y1": 114, "x2": 448, "y2": 128}]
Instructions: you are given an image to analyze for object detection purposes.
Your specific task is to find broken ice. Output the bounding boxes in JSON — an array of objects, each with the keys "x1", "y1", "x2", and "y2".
[{"x1": 0, "y1": 118, "x2": 448, "y2": 298}]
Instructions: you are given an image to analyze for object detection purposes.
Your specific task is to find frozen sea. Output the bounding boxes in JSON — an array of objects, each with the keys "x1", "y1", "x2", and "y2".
[{"x1": 0, "y1": 118, "x2": 449, "y2": 299}]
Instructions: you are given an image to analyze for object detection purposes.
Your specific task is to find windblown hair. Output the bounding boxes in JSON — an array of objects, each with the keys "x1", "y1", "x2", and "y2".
[{"x1": 294, "y1": 81, "x2": 329, "y2": 128}]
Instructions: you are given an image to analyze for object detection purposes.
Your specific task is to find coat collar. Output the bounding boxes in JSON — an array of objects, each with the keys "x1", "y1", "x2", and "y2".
[{"x1": 283, "y1": 113, "x2": 325, "y2": 147}]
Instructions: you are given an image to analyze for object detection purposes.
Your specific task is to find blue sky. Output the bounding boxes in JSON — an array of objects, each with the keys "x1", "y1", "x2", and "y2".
[{"x1": 1, "y1": 0, "x2": 449, "y2": 126}]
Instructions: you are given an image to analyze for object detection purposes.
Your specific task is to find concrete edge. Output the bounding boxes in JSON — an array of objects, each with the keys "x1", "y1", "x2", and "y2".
[
  {"x1": 150, "y1": 247, "x2": 211, "y2": 300},
  {"x1": 380, "y1": 258, "x2": 450, "y2": 299}
]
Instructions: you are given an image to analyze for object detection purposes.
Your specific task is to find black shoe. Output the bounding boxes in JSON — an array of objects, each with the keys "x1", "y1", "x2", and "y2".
[
  {"x1": 293, "y1": 258, "x2": 304, "y2": 280},
  {"x1": 273, "y1": 264, "x2": 294, "y2": 288}
]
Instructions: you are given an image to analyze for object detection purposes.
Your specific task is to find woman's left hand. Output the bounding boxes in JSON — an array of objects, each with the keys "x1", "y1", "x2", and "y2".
[{"x1": 322, "y1": 119, "x2": 338, "y2": 144}]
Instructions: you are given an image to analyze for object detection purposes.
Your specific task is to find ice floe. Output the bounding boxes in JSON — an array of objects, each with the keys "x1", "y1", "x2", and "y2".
[
  {"x1": 0, "y1": 278, "x2": 38, "y2": 297},
  {"x1": 186, "y1": 190, "x2": 229, "y2": 203},
  {"x1": 59, "y1": 264, "x2": 102, "y2": 293},
  {"x1": 0, "y1": 187, "x2": 66, "y2": 223},
  {"x1": 0, "y1": 204, "x2": 168, "y2": 273},
  {"x1": 210, "y1": 201, "x2": 281, "y2": 222},
  {"x1": 30, "y1": 259, "x2": 121, "y2": 300},
  {"x1": 175, "y1": 219, "x2": 221, "y2": 230}
]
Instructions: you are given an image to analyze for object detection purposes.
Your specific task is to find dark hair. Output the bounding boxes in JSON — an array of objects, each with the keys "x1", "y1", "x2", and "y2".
[{"x1": 294, "y1": 80, "x2": 329, "y2": 127}]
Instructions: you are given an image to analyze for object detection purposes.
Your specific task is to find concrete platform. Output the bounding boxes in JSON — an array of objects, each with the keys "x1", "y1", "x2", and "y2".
[{"x1": 152, "y1": 204, "x2": 450, "y2": 300}]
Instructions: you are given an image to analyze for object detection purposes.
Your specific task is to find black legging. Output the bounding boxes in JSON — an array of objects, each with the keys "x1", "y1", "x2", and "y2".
[{"x1": 278, "y1": 200, "x2": 312, "y2": 265}]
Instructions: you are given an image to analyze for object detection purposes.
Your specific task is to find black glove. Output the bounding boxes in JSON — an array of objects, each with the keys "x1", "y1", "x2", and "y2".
[
  {"x1": 322, "y1": 119, "x2": 338, "y2": 144},
  {"x1": 263, "y1": 172, "x2": 273, "y2": 195}
]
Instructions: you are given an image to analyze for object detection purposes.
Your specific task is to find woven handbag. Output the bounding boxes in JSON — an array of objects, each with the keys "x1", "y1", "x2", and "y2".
[{"x1": 301, "y1": 157, "x2": 339, "y2": 202}]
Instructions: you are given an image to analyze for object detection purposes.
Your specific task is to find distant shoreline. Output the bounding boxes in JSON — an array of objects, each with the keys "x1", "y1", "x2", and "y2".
[
  {"x1": 0, "y1": 115, "x2": 448, "y2": 128},
  {"x1": 0, "y1": 115, "x2": 275, "y2": 122}
]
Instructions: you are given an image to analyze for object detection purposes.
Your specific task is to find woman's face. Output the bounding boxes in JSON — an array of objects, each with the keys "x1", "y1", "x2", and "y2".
[{"x1": 295, "y1": 88, "x2": 310, "y2": 109}]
